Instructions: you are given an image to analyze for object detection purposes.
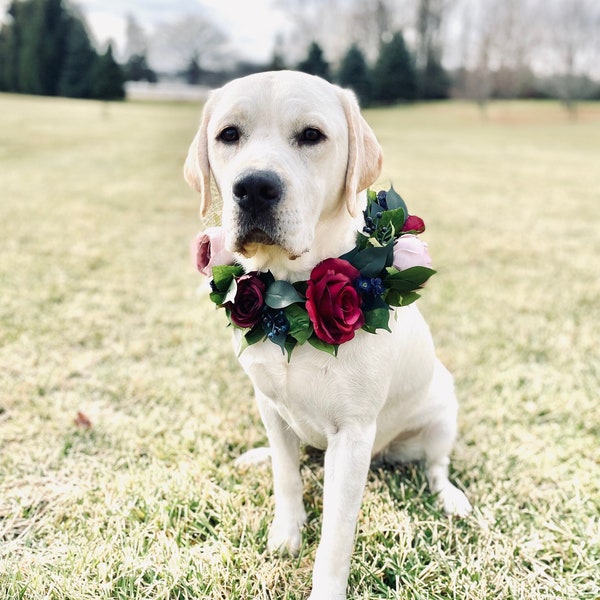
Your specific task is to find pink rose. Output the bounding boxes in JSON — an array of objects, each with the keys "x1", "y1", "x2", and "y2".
[
  {"x1": 192, "y1": 227, "x2": 234, "y2": 277},
  {"x1": 393, "y1": 235, "x2": 432, "y2": 271},
  {"x1": 305, "y1": 258, "x2": 364, "y2": 345},
  {"x1": 401, "y1": 215, "x2": 425, "y2": 234}
]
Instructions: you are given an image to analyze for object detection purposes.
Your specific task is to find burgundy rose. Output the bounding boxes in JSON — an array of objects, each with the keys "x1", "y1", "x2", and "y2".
[
  {"x1": 226, "y1": 273, "x2": 266, "y2": 329},
  {"x1": 401, "y1": 215, "x2": 425, "y2": 234},
  {"x1": 305, "y1": 258, "x2": 364, "y2": 345}
]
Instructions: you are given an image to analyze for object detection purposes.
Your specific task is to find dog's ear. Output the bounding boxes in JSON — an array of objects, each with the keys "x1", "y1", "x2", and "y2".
[
  {"x1": 339, "y1": 89, "x2": 383, "y2": 217},
  {"x1": 184, "y1": 92, "x2": 217, "y2": 218}
]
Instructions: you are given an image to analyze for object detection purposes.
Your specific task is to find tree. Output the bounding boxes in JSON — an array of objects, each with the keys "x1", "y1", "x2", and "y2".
[
  {"x1": 92, "y1": 43, "x2": 125, "y2": 101},
  {"x1": 149, "y1": 15, "x2": 227, "y2": 75},
  {"x1": 297, "y1": 41, "x2": 330, "y2": 80},
  {"x1": 415, "y1": 0, "x2": 450, "y2": 99},
  {"x1": 184, "y1": 51, "x2": 202, "y2": 85},
  {"x1": 124, "y1": 53, "x2": 157, "y2": 83},
  {"x1": 372, "y1": 32, "x2": 417, "y2": 104},
  {"x1": 338, "y1": 43, "x2": 372, "y2": 106},
  {"x1": 541, "y1": 0, "x2": 600, "y2": 115},
  {"x1": 57, "y1": 15, "x2": 96, "y2": 97},
  {"x1": 0, "y1": 0, "x2": 123, "y2": 100}
]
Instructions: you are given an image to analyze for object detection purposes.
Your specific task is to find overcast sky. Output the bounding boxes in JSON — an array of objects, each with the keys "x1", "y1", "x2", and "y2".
[{"x1": 75, "y1": 0, "x2": 289, "y2": 64}]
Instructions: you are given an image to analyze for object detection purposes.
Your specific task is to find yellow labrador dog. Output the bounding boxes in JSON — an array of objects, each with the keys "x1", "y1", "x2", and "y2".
[{"x1": 185, "y1": 70, "x2": 471, "y2": 599}]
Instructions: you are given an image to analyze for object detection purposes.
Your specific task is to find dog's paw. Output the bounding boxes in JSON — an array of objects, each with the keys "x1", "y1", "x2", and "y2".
[
  {"x1": 267, "y1": 513, "x2": 306, "y2": 556},
  {"x1": 233, "y1": 446, "x2": 271, "y2": 469},
  {"x1": 439, "y1": 484, "x2": 472, "y2": 517}
]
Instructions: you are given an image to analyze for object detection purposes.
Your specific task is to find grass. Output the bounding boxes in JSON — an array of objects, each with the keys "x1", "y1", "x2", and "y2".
[{"x1": 0, "y1": 94, "x2": 599, "y2": 599}]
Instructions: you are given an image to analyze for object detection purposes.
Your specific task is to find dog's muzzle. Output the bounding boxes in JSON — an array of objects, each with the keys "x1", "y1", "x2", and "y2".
[{"x1": 232, "y1": 170, "x2": 285, "y2": 254}]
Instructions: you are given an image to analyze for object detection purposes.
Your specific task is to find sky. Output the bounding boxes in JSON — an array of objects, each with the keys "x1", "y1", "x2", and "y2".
[{"x1": 76, "y1": 0, "x2": 290, "y2": 64}]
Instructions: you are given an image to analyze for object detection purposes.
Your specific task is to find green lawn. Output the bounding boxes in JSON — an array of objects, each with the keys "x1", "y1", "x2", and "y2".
[{"x1": 0, "y1": 94, "x2": 598, "y2": 599}]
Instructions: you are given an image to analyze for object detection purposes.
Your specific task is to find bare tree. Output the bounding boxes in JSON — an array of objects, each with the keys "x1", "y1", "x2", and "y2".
[
  {"x1": 539, "y1": 0, "x2": 600, "y2": 115},
  {"x1": 276, "y1": 0, "x2": 410, "y2": 66},
  {"x1": 123, "y1": 14, "x2": 148, "y2": 62},
  {"x1": 148, "y1": 14, "x2": 228, "y2": 74}
]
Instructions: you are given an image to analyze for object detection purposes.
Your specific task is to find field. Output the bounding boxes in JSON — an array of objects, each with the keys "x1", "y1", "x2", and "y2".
[{"x1": 0, "y1": 93, "x2": 599, "y2": 599}]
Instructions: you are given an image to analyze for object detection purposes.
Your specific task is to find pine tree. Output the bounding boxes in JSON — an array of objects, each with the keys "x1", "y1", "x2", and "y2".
[
  {"x1": 0, "y1": 0, "x2": 120, "y2": 100},
  {"x1": 372, "y1": 32, "x2": 417, "y2": 104},
  {"x1": 420, "y1": 49, "x2": 450, "y2": 99},
  {"x1": 297, "y1": 42, "x2": 330, "y2": 81},
  {"x1": 338, "y1": 44, "x2": 372, "y2": 107},
  {"x1": 184, "y1": 52, "x2": 202, "y2": 85},
  {"x1": 0, "y1": 25, "x2": 16, "y2": 91},
  {"x1": 124, "y1": 53, "x2": 157, "y2": 82},
  {"x1": 92, "y1": 44, "x2": 125, "y2": 101}
]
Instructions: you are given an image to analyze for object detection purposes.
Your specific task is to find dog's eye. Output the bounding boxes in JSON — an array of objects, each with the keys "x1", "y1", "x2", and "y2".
[
  {"x1": 298, "y1": 127, "x2": 325, "y2": 145},
  {"x1": 218, "y1": 127, "x2": 240, "y2": 143}
]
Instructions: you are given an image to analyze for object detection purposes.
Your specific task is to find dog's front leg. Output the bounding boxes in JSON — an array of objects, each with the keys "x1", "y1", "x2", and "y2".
[
  {"x1": 309, "y1": 423, "x2": 376, "y2": 600},
  {"x1": 256, "y1": 392, "x2": 307, "y2": 555}
]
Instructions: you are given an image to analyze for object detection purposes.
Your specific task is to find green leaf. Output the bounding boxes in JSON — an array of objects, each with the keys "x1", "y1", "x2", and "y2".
[
  {"x1": 308, "y1": 335, "x2": 338, "y2": 356},
  {"x1": 209, "y1": 291, "x2": 226, "y2": 305},
  {"x1": 237, "y1": 325, "x2": 265, "y2": 355},
  {"x1": 384, "y1": 288, "x2": 403, "y2": 307},
  {"x1": 385, "y1": 185, "x2": 409, "y2": 215},
  {"x1": 385, "y1": 266, "x2": 436, "y2": 291},
  {"x1": 378, "y1": 207, "x2": 405, "y2": 239},
  {"x1": 383, "y1": 289, "x2": 421, "y2": 307},
  {"x1": 211, "y1": 265, "x2": 244, "y2": 293},
  {"x1": 284, "y1": 338, "x2": 297, "y2": 362},
  {"x1": 398, "y1": 291, "x2": 421, "y2": 306},
  {"x1": 362, "y1": 307, "x2": 391, "y2": 334},
  {"x1": 265, "y1": 280, "x2": 305, "y2": 309},
  {"x1": 285, "y1": 304, "x2": 313, "y2": 345},
  {"x1": 351, "y1": 243, "x2": 394, "y2": 277}
]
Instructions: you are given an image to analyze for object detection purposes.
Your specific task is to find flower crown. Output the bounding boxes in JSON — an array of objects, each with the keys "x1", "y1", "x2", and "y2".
[{"x1": 193, "y1": 187, "x2": 435, "y2": 358}]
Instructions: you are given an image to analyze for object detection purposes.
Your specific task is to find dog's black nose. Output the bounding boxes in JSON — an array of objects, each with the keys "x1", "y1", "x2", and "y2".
[{"x1": 232, "y1": 171, "x2": 283, "y2": 216}]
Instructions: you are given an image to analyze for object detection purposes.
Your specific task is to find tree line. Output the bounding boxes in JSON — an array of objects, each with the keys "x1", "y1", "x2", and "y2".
[
  {"x1": 290, "y1": 34, "x2": 446, "y2": 107},
  {"x1": 0, "y1": 0, "x2": 125, "y2": 100}
]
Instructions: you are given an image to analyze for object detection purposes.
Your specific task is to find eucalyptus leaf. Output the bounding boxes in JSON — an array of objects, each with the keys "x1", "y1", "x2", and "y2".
[{"x1": 265, "y1": 280, "x2": 305, "y2": 309}]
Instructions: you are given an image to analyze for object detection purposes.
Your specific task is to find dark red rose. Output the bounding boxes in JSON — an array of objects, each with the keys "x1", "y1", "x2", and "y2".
[
  {"x1": 305, "y1": 258, "x2": 364, "y2": 345},
  {"x1": 401, "y1": 215, "x2": 425, "y2": 234},
  {"x1": 226, "y1": 273, "x2": 266, "y2": 329}
]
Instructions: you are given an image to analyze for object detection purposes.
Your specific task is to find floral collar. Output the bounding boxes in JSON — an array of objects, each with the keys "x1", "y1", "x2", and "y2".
[{"x1": 193, "y1": 187, "x2": 435, "y2": 358}]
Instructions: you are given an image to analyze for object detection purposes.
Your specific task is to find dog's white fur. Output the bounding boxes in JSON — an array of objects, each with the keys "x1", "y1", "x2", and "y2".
[{"x1": 185, "y1": 70, "x2": 471, "y2": 600}]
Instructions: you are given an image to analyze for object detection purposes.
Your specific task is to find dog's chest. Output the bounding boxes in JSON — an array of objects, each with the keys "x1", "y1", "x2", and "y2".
[{"x1": 238, "y1": 343, "x2": 366, "y2": 449}]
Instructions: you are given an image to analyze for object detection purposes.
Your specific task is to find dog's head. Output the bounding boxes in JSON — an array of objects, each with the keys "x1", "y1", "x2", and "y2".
[{"x1": 184, "y1": 70, "x2": 382, "y2": 277}]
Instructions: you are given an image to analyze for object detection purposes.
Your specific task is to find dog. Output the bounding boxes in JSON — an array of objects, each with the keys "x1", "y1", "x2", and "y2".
[{"x1": 184, "y1": 70, "x2": 472, "y2": 600}]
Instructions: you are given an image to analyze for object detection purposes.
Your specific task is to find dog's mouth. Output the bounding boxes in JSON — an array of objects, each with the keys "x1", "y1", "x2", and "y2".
[
  {"x1": 242, "y1": 228, "x2": 277, "y2": 247},
  {"x1": 234, "y1": 228, "x2": 277, "y2": 257},
  {"x1": 233, "y1": 227, "x2": 304, "y2": 260}
]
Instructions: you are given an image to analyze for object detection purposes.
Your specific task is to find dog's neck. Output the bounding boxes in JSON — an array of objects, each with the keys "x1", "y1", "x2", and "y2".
[{"x1": 235, "y1": 206, "x2": 363, "y2": 283}]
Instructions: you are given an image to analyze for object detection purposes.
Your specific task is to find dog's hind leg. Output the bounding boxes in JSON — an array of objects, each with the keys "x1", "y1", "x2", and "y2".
[
  {"x1": 422, "y1": 362, "x2": 472, "y2": 517},
  {"x1": 255, "y1": 391, "x2": 307, "y2": 556}
]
